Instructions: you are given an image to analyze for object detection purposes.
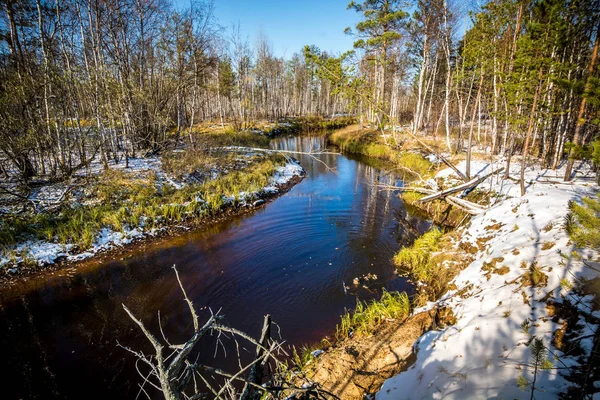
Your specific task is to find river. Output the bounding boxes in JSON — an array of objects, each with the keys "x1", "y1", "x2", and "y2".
[{"x1": 0, "y1": 135, "x2": 430, "y2": 399}]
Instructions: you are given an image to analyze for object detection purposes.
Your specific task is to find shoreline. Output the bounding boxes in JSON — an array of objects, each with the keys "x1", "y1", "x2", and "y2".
[
  {"x1": 0, "y1": 173, "x2": 304, "y2": 290},
  {"x1": 303, "y1": 156, "x2": 599, "y2": 399}
]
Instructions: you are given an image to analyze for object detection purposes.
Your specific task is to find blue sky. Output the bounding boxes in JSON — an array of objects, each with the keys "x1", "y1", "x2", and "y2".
[
  {"x1": 173, "y1": 1, "x2": 472, "y2": 58},
  {"x1": 175, "y1": 0, "x2": 362, "y2": 57}
]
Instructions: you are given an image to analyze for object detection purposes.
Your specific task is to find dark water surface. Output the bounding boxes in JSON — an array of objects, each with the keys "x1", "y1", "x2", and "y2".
[{"x1": 0, "y1": 136, "x2": 430, "y2": 399}]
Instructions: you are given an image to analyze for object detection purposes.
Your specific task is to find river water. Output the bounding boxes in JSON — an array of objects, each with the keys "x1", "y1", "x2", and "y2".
[{"x1": 0, "y1": 136, "x2": 430, "y2": 399}]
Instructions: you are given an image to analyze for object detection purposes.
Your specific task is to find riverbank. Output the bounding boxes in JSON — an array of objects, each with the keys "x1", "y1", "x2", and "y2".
[
  {"x1": 0, "y1": 133, "x2": 426, "y2": 400},
  {"x1": 375, "y1": 159, "x2": 600, "y2": 399},
  {"x1": 0, "y1": 172, "x2": 304, "y2": 290},
  {"x1": 0, "y1": 117, "x2": 358, "y2": 279},
  {"x1": 0, "y1": 122, "x2": 320, "y2": 281},
  {"x1": 327, "y1": 125, "x2": 478, "y2": 227},
  {"x1": 302, "y1": 135, "x2": 600, "y2": 398}
]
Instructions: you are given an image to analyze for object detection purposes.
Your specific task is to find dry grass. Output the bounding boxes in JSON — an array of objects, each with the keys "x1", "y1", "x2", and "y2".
[
  {"x1": 541, "y1": 241, "x2": 555, "y2": 250},
  {"x1": 482, "y1": 257, "x2": 509, "y2": 280},
  {"x1": 521, "y1": 262, "x2": 549, "y2": 288}
]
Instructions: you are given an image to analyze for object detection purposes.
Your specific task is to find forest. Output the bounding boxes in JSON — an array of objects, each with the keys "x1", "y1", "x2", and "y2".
[
  {"x1": 1, "y1": 0, "x2": 599, "y2": 183},
  {"x1": 1, "y1": 0, "x2": 600, "y2": 400}
]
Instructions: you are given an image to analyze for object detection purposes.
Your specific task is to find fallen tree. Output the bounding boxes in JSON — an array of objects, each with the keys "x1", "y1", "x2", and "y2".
[
  {"x1": 377, "y1": 185, "x2": 487, "y2": 215},
  {"x1": 417, "y1": 167, "x2": 504, "y2": 203}
]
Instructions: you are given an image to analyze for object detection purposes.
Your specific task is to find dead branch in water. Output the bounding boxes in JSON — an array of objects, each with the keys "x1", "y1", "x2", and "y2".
[
  {"x1": 120, "y1": 265, "x2": 339, "y2": 400},
  {"x1": 215, "y1": 145, "x2": 340, "y2": 174}
]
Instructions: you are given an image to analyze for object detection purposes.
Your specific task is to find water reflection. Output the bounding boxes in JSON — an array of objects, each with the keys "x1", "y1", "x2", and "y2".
[{"x1": 0, "y1": 136, "x2": 430, "y2": 399}]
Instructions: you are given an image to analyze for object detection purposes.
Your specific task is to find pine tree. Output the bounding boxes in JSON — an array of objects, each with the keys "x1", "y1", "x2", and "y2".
[{"x1": 345, "y1": 0, "x2": 408, "y2": 125}]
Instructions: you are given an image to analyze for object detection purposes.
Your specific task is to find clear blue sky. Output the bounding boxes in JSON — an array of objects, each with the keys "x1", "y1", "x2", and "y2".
[
  {"x1": 173, "y1": 1, "x2": 472, "y2": 58},
  {"x1": 175, "y1": 0, "x2": 361, "y2": 57}
]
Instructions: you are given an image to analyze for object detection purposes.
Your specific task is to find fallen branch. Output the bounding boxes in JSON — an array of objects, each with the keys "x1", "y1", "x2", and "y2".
[
  {"x1": 375, "y1": 184, "x2": 434, "y2": 195},
  {"x1": 215, "y1": 145, "x2": 339, "y2": 173},
  {"x1": 418, "y1": 167, "x2": 504, "y2": 203},
  {"x1": 240, "y1": 314, "x2": 271, "y2": 400},
  {"x1": 375, "y1": 184, "x2": 486, "y2": 215},
  {"x1": 445, "y1": 196, "x2": 486, "y2": 215}
]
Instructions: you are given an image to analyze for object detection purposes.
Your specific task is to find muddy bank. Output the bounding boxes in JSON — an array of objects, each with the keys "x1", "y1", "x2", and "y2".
[
  {"x1": 303, "y1": 306, "x2": 456, "y2": 399},
  {"x1": 0, "y1": 174, "x2": 304, "y2": 288},
  {"x1": 303, "y1": 229, "x2": 470, "y2": 399}
]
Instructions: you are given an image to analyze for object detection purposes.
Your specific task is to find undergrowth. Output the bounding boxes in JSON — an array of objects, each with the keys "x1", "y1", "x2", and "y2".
[
  {"x1": 394, "y1": 228, "x2": 443, "y2": 277},
  {"x1": 394, "y1": 228, "x2": 468, "y2": 306},
  {"x1": 292, "y1": 338, "x2": 332, "y2": 370},
  {"x1": 328, "y1": 127, "x2": 434, "y2": 181}
]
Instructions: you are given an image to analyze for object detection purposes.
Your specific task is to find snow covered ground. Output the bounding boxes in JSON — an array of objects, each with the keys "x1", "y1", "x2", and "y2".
[
  {"x1": 0, "y1": 157, "x2": 304, "y2": 271},
  {"x1": 378, "y1": 158, "x2": 600, "y2": 399}
]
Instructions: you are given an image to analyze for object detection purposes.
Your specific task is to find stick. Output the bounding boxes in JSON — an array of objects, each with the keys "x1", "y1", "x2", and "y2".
[{"x1": 240, "y1": 314, "x2": 271, "y2": 400}]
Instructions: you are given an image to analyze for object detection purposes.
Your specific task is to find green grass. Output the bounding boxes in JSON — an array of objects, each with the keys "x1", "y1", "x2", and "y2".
[
  {"x1": 393, "y1": 152, "x2": 433, "y2": 179},
  {"x1": 393, "y1": 228, "x2": 459, "y2": 306},
  {"x1": 329, "y1": 127, "x2": 433, "y2": 181},
  {"x1": 394, "y1": 228, "x2": 443, "y2": 279},
  {"x1": 329, "y1": 129, "x2": 393, "y2": 158},
  {"x1": 335, "y1": 290, "x2": 410, "y2": 340}
]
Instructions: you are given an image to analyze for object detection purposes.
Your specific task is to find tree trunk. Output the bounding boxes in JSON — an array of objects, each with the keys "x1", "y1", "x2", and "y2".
[{"x1": 564, "y1": 21, "x2": 600, "y2": 181}]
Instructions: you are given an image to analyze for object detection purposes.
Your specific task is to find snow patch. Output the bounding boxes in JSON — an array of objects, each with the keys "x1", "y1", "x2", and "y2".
[{"x1": 377, "y1": 160, "x2": 599, "y2": 399}]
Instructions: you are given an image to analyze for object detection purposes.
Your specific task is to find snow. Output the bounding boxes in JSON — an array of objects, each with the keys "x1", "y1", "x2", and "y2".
[
  {"x1": 377, "y1": 158, "x2": 599, "y2": 399},
  {"x1": 264, "y1": 159, "x2": 304, "y2": 192},
  {"x1": 1, "y1": 159, "x2": 304, "y2": 270},
  {"x1": 0, "y1": 241, "x2": 73, "y2": 268}
]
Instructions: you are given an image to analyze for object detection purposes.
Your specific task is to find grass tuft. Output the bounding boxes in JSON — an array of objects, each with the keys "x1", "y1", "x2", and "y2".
[
  {"x1": 394, "y1": 228, "x2": 443, "y2": 279},
  {"x1": 335, "y1": 290, "x2": 410, "y2": 340}
]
